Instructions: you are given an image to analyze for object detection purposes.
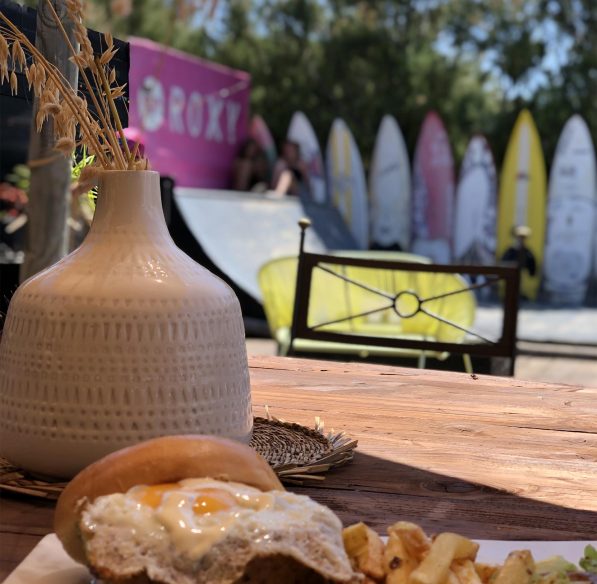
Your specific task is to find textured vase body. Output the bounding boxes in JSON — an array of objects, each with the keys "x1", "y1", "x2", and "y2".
[{"x1": 0, "y1": 171, "x2": 252, "y2": 478}]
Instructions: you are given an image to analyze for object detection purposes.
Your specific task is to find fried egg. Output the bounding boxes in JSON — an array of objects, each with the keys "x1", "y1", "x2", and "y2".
[{"x1": 79, "y1": 478, "x2": 356, "y2": 583}]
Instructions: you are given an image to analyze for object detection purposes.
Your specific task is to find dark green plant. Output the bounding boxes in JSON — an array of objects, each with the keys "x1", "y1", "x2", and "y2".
[{"x1": 6, "y1": 164, "x2": 30, "y2": 192}]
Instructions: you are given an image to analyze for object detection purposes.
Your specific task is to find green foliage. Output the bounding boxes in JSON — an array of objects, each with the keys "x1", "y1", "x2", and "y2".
[
  {"x1": 71, "y1": 147, "x2": 97, "y2": 207},
  {"x1": 580, "y1": 544, "x2": 597, "y2": 574},
  {"x1": 5, "y1": 164, "x2": 30, "y2": 191},
  {"x1": 87, "y1": 0, "x2": 214, "y2": 56},
  {"x1": 443, "y1": 0, "x2": 597, "y2": 165},
  {"x1": 86, "y1": 0, "x2": 595, "y2": 169},
  {"x1": 71, "y1": 148, "x2": 95, "y2": 180},
  {"x1": 209, "y1": 0, "x2": 506, "y2": 164}
]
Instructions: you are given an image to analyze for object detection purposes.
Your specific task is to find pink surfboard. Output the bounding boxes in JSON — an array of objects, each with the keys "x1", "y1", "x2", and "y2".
[
  {"x1": 250, "y1": 115, "x2": 277, "y2": 175},
  {"x1": 411, "y1": 111, "x2": 455, "y2": 263}
]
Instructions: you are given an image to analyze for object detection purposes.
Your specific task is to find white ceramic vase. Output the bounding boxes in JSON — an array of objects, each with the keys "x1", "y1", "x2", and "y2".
[{"x1": 0, "y1": 171, "x2": 252, "y2": 478}]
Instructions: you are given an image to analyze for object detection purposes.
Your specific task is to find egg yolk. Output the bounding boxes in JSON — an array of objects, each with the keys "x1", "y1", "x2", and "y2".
[
  {"x1": 137, "y1": 483, "x2": 180, "y2": 508},
  {"x1": 191, "y1": 489, "x2": 236, "y2": 515},
  {"x1": 136, "y1": 483, "x2": 237, "y2": 515}
]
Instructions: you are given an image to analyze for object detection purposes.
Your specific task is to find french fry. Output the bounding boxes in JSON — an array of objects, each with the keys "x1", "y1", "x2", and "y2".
[
  {"x1": 410, "y1": 533, "x2": 480, "y2": 584},
  {"x1": 451, "y1": 534, "x2": 479, "y2": 561},
  {"x1": 384, "y1": 530, "x2": 417, "y2": 584},
  {"x1": 387, "y1": 521, "x2": 431, "y2": 561},
  {"x1": 342, "y1": 522, "x2": 385, "y2": 581},
  {"x1": 474, "y1": 563, "x2": 500, "y2": 583},
  {"x1": 451, "y1": 559, "x2": 483, "y2": 584},
  {"x1": 492, "y1": 550, "x2": 534, "y2": 584},
  {"x1": 341, "y1": 519, "x2": 546, "y2": 584}
]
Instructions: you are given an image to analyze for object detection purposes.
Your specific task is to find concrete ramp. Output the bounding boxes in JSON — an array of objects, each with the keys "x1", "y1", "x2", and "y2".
[{"x1": 174, "y1": 188, "x2": 356, "y2": 303}]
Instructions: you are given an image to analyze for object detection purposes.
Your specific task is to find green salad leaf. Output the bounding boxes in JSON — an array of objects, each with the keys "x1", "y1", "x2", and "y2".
[
  {"x1": 580, "y1": 545, "x2": 597, "y2": 574},
  {"x1": 536, "y1": 556, "x2": 578, "y2": 574},
  {"x1": 533, "y1": 556, "x2": 578, "y2": 583}
]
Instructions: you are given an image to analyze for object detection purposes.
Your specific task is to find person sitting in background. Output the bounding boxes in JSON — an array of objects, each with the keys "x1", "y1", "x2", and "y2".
[
  {"x1": 501, "y1": 225, "x2": 536, "y2": 300},
  {"x1": 249, "y1": 150, "x2": 270, "y2": 193},
  {"x1": 501, "y1": 225, "x2": 536, "y2": 276},
  {"x1": 232, "y1": 139, "x2": 268, "y2": 192},
  {"x1": 272, "y1": 140, "x2": 309, "y2": 196}
]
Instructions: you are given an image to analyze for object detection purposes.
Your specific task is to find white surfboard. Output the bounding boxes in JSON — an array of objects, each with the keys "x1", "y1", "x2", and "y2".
[
  {"x1": 287, "y1": 112, "x2": 327, "y2": 204},
  {"x1": 174, "y1": 188, "x2": 326, "y2": 301},
  {"x1": 326, "y1": 118, "x2": 369, "y2": 249},
  {"x1": 453, "y1": 135, "x2": 497, "y2": 264},
  {"x1": 369, "y1": 115, "x2": 411, "y2": 250},
  {"x1": 544, "y1": 115, "x2": 597, "y2": 305}
]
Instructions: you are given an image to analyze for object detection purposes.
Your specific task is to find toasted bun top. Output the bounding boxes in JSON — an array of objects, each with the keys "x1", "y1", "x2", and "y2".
[{"x1": 54, "y1": 435, "x2": 283, "y2": 564}]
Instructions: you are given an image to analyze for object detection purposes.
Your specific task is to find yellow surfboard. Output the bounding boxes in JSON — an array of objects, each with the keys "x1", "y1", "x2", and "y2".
[
  {"x1": 497, "y1": 110, "x2": 547, "y2": 300},
  {"x1": 326, "y1": 118, "x2": 369, "y2": 248}
]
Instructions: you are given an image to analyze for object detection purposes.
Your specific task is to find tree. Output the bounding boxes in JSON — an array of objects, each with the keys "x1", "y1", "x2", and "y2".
[
  {"x1": 210, "y1": 0, "x2": 501, "y2": 164},
  {"x1": 533, "y1": 0, "x2": 597, "y2": 162},
  {"x1": 444, "y1": 0, "x2": 596, "y2": 164},
  {"x1": 86, "y1": 0, "x2": 214, "y2": 55},
  {"x1": 21, "y1": 0, "x2": 78, "y2": 281},
  {"x1": 80, "y1": 0, "x2": 595, "y2": 168}
]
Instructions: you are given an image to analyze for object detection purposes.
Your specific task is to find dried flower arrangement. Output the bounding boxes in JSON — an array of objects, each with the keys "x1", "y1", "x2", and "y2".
[{"x1": 0, "y1": 0, "x2": 146, "y2": 185}]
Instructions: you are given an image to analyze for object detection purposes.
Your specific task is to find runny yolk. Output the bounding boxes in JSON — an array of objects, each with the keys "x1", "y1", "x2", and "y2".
[
  {"x1": 191, "y1": 489, "x2": 236, "y2": 515},
  {"x1": 136, "y1": 484, "x2": 237, "y2": 515},
  {"x1": 137, "y1": 483, "x2": 180, "y2": 508}
]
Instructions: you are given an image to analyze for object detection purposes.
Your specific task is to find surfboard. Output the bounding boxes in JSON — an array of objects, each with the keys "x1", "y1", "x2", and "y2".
[
  {"x1": 544, "y1": 115, "x2": 596, "y2": 305},
  {"x1": 174, "y1": 188, "x2": 327, "y2": 302},
  {"x1": 497, "y1": 109, "x2": 547, "y2": 300},
  {"x1": 326, "y1": 118, "x2": 369, "y2": 249},
  {"x1": 250, "y1": 115, "x2": 277, "y2": 178},
  {"x1": 411, "y1": 111, "x2": 455, "y2": 263},
  {"x1": 453, "y1": 135, "x2": 497, "y2": 264},
  {"x1": 369, "y1": 115, "x2": 411, "y2": 250},
  {"x1": 287, "y1": 112, "x2": 327, "y2": 204}
]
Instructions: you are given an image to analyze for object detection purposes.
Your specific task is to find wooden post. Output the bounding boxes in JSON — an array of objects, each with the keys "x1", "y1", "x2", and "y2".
[{"x1": 20, "y1": 0, "x2": 79, "y2": 282}]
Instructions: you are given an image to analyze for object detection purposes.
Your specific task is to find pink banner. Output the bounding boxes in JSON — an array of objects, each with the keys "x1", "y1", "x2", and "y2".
[{"x1": 128, "y1": 38, "x2": 251, "y2": 188}]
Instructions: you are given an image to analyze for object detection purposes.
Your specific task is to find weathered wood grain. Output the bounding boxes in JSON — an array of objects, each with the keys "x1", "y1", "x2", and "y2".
[
  {"x1": 1, "y1": 356, "x2": 596, "y2": 580},
  {"x1": 20, "y1": 0, "x2": 79, "y2": 281}
]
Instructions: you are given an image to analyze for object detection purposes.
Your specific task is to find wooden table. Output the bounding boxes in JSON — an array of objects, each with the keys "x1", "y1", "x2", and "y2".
[{"x1": 2, "y1": 355, "x2": 596, "y2": 580}]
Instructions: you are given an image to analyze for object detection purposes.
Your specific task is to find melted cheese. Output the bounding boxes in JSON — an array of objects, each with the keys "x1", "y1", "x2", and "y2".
[
  {"x1": 136, "y1": 483, "x2": 179, "y2": 509},
  {"x1": 82, "y1": 479, "x2": 292, "y2": 559},
  {"x1": 79, "y1": 478, "x2": 354, "y2": 583},
  {"x1": 135, "y1": 484, "x2": 238, "y2": 514}
]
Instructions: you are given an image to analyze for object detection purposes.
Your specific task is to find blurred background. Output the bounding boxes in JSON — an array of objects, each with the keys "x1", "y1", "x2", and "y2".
[
  {"x1": 55, "y1": 0, "x2": 596, "y2": 167},
  {"x1": 1, "y1": 0, "x2": 596, "y2": 384}
]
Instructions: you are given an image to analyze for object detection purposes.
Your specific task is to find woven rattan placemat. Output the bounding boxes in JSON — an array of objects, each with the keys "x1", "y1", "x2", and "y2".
[{"x1": 0, "y1": 414, "x2": 357, "y2": 498}]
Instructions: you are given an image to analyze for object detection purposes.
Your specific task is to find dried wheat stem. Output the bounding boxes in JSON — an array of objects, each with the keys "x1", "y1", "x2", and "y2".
[
  {"x1": 43, "y1": 0, "x2": 119, "y2": 167},
  {"x1": 95, "y1": 57, "x2": 130, "y2": 162},
  {"x1": 94, "y1": 60, "x2": 127, "y2": 168},
  {"x1": 27, "y1": 154, "x2": 62, "y2": 168},
  {"x1": 33, "y1": 58, "x2": 107, "y2": 165},
  {"x1": 0, "y1": 12, "x2": 109, "y2": 167},
  {"x1": 127, "y1": 141, "x2": 140, "y2": 169}
]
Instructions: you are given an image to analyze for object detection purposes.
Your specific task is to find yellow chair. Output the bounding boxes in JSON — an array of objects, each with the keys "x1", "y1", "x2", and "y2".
[{"x1": 258, "y1": 254, "x2": 476, "y2": 371}]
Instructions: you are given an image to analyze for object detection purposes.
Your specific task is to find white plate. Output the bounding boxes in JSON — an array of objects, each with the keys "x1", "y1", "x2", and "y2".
[
  {"x1": 5, "y1": 534, "x2": 595, "y2": 583},
  {"x1": 379, "y1": 536, "x2": 594, "y2": 564},
  {"x1": 473, "y1": 540, "x2": 594, "y2": 564}
]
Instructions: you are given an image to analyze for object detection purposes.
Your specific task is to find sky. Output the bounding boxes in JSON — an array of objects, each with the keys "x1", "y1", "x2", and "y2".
[{"x1": 435, "y1": 13, "x2": 573, "y2": 100}]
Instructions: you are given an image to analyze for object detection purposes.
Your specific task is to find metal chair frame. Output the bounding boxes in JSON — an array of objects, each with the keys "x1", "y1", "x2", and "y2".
[{"x1": 289, "y1": 222, "x2": 521, "y2": 375}]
